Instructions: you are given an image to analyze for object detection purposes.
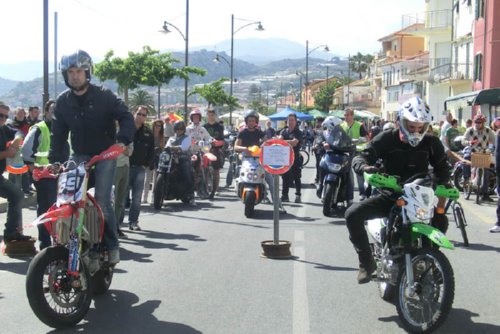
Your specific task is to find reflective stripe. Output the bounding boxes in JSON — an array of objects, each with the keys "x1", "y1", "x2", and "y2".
[{"x1": 34, "y1": 121, "x2": 50, "y2": 166}]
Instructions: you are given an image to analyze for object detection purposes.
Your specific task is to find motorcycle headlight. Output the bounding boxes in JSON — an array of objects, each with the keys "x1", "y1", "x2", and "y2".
[
  {"x1": 327, "y1": 163, "x2": 342, "y2": 173},
  {"x1": 415, "y1": 207, "x2": 431, "y2": 221}
]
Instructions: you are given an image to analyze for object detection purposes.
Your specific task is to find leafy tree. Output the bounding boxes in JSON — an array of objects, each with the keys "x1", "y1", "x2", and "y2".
[
  {"x1": 129, "y1": 89, "x2": 155, "y2": 114},
  {"x1": 248, "y1": 84, "x2": 260, "y2": 102},
  {"x1": 94, "y1": 46, "x2": 206, "y2": 106},
  {"x1": 248, "y1": 100, "x2": 266, "y2": 114},
  {"x1": 314, "y1": 80, "x2": 342, "y2": 112},
  {"x1": 349, "y1": 52, "x2": 374, "y2": 79},
  {"x1": 189, "y1": 78, "x2": 240, "y2": 110}
]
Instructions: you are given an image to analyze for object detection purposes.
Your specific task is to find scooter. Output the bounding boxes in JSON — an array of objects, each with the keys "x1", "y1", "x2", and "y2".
[
  {"x1": 318, "y1": 146, "x2": 353, "y2": 217},
  {"x1": 235, "y1": 146, "x2": 266, "y2": 218}
]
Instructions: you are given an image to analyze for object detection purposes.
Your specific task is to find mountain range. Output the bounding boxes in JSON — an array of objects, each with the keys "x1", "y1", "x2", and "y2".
[{"x1": 0, "y1": 38, "x2": 348, "y2": 106}]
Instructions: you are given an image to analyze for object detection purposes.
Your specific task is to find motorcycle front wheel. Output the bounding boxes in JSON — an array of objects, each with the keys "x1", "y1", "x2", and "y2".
[
  {"x1": 396, "y1": 248, "x2": 454, "y2": 333},
  {"x1": 26, "y1": 246, "x2": 92, "y2": 329},
  {"x1": 322, "y1": 183, "x2": 337, "y2": 217},
  {"x1": 153, "y1": 174, "x2": 166, "y2": 210}
]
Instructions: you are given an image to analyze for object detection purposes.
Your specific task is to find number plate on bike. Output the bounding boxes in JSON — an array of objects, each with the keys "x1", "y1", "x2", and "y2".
[{"x1": 57, "y1": 164, "x2": 86, "y2": 205}]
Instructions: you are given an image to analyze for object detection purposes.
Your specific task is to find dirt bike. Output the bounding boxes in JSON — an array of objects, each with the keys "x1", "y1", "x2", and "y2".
[
  {"x1": 193, "y1": 140, "x2": 219, "y2": 199},
  {"x1": 25, "y1": 145, "x2": 125, "y2": 329},
  {"x1": 364, "y1": 171, "x2": 459, "y2": 333}
]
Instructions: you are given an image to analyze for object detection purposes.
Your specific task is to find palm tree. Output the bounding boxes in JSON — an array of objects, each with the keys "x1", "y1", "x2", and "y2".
[
  {"x1": 129, "y1": 89, "x2": 155, "y2": 114},
  {"x1": 349, "y1": 52, "x2": 374, "y2": 79}
]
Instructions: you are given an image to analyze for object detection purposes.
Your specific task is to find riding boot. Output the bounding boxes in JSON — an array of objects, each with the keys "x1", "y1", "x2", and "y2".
[{"x1": 357, "y1": 249, "x2": 376, "y2": 284}]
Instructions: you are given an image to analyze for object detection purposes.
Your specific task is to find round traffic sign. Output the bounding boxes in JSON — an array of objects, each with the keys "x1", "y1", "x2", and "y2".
[{"x1": 259, "y1": 139, "x2": 295, "y2": 175}]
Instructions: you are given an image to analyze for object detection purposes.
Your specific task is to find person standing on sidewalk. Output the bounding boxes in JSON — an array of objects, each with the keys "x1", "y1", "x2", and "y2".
[
  {"x1": 22, "y1": 100, "x2": 69, "y2": 249},
  {"x1": 142, "y1": 119, "x2": 165, "y2": 203},
  {"x1": 48, "y1": 50, "x2": 134, "y2": 265},
  {"x1": 278, "y1": 113, "x2": 303, "y2": 203},
  {"x1": 128, "y1": 106, "x2": 155, "y2": 231},
  {"x1": 0, "y1": 104, "x2": 31, "y2": 242},
  {"x1": 490, "y1": 119, "x2": 500, "y2": 233}
]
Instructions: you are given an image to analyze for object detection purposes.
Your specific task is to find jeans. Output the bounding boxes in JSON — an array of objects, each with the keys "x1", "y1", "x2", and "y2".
[
  {"x1": 72, "y1": 154, "x2": 118, "y2": 250},
  {"x1": 33, "y1": 178, "x2": 57, "y2": 249},
  {"x1": 114, "y1": 165, "x2": 130, "y2": 227},
  {"x1": 282, "y1": 157, "x2": 302, "y2": 197},
  {"x1": 0, "y1": 176, "x2": 24, "y2": 238},
  {"x1": 128, "y1": 165, "x2": 146, "y2": 224}
]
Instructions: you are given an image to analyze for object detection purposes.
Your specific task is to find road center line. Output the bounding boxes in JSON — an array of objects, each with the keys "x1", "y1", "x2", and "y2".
[{"x1": 293, "y1": 230, "x2": 310, "y2": 334}]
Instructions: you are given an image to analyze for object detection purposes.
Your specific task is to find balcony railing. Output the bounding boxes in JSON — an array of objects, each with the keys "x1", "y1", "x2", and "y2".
[
  {"x1": 402, "y1": 10, "x2": 452, "y2": 31},
  {"x1": 430, "y1": 62, "x2": 473, "y2": 83}
]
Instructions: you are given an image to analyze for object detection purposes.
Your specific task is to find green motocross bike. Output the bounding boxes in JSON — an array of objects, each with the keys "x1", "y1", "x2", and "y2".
[{"x1": 364, "y1": 172, "x2": 459, "y2": 333}]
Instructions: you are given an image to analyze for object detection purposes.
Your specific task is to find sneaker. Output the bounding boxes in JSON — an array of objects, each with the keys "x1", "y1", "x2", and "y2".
[
  {"x1": 357, "y1": 258, "x2": 377, "y2": 284},
  {"x1": 489, "y1": 225, "x2": 500, "y2": 233},
  {"x1": 129, "y1": 222, "x2": 137, "y2": 231},
  {"x1": 280, "y1": 195, "x2": 289, "y2": 203},
  {"x1": 108, "y1": 249, "x2": 120, "y2": 265},
  {"x1": 294, "y1": 195, "x2": 301, "y2": 203},
  {"x1": 359, "y1": 195, "x2": 366, "y2": 201},
  {"x1": 4, "y1": 232, "x2": 32, "y2": 242},
  {"x1": 188, "y1": 198, "x2": 197, "y2": 206},
  {"x1": 133, "y1": 223, "x2": 142, "y2": 231}
]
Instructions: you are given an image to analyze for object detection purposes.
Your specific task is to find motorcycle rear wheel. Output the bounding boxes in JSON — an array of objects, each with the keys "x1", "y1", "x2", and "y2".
[
  {"x1": 153, "y1": 174, "x2": 166, "y2": 210},
  {"x1": 26, "y1": 246, "x2": 92, "y2": 329},
  {"x1": 396, "y1": 248, "x2": 454, "y2": 333}
]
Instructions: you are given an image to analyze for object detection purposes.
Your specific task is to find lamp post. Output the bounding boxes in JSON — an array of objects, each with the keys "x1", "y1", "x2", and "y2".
[
  {"x1": 214, "y1": 54, "x2": 231, "y2": 66},
  {"x1": 161, "y1": 0, "x2": 189, "y2": 121},
  {"x1": 305, "y1": 40, "x2": 329, "y2": 109},
  {"x1": 229, "y1": 14, "x2": 264, "y2": 127},
  {"x1": 296, "y1": 71, "x2": 305, "y2": 111}
]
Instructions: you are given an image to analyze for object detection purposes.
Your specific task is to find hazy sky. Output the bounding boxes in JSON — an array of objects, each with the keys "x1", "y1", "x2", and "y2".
[{"x1": 1, "y1": 0, "x2": 425, "y2": 64}]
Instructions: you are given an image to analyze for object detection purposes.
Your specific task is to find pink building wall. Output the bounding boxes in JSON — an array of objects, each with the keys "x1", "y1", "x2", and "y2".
[{"x1": 473, "y1": 0, "x2": 500, "y2": 91}]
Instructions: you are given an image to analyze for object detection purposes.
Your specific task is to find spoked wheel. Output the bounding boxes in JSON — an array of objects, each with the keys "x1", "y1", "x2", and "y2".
[
  {"x1": 452, "y1": 168, "x2": 464, "y2": 192},
  {"x1": 153, "y1": 174, "x2": 166, "y2": 210},
  {"x1": 396, "y1": 248, "x2": 454, "y2": 333},
  {"x1": 205, "y1": 167, "x2": 215, "y2": 199},
  {"x1": 26, "y1": 246, "x2": 92, "y2": 329},
  {"x1": 209, "y1": 168, "x2": 220, "y2": 199},
  {"x1": 452, "y1": 202, "x2": 469, "y2": 247}
]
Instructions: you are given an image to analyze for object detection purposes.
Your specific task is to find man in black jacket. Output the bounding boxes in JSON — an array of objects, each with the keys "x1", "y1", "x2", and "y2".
[
  {"x1": 128, "y1": 106, "x2": 155, "y2": 231},
  {"x1": 346, "y1": 97, "x2": 450, "y2": 284},
  {"x1": 48, "y1": 50, "x2": 134, "y2": 265}
]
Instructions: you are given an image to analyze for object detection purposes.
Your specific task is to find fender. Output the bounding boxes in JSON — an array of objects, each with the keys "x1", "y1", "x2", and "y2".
[
  {"x1": 241, "y1": 185, "x2": 260, "y2": 203},
  {"x1": 411, "y1": 223, "x2": 454, "y2": 250},
  {"x1": 324, "y1": 173, "x2": 338, "y2": 183},
  {"x1": 202, "y1": 152, "x2": 217, "y2": 168}
]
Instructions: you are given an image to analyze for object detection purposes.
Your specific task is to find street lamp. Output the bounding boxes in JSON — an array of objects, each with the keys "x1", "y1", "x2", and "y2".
[
  {"x1": 305, "y1": 40, "x2": 329, "y2": 109},
  {"x1": 160, "y1": 0, "x2": 189, "y2": 121},
  {"x1": 296, "y1": 71, "x2": 305, "y2": 111},
  {"x1": 213, "y1": 54, "x2": 231, "y2": 66},
  {"x1": 229, "y1": 14, "x2": 264, "y2": 126}
]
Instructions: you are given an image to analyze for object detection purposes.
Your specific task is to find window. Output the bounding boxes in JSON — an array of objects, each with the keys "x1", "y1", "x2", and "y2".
[
  {"x1": 475, "y1": 0, "x2": 484, "y2": 19},
  {"x1": 474, "y1": 53, "x2": 483, "y2": 81}
]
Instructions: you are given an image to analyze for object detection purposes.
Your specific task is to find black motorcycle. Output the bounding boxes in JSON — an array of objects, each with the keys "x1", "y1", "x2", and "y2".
[
  {"x1": 153, "y1": 148, "x2": 192, "y2": 209},
  {"x1": 318, "y1": 146, "x2": 353, "y2": 217}
]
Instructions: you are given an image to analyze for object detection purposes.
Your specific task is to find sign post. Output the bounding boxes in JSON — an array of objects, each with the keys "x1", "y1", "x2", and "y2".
[{"x1": 260, "y1": 139, "x2": 294, "y2": 258}]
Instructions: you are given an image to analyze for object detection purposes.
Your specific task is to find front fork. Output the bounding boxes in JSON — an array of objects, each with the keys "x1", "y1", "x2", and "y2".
[{"x1": 401, "y1": 211, "x2": 416, "y2": 297}]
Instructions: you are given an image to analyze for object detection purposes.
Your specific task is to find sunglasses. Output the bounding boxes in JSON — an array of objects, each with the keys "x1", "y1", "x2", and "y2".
[
  {"x1": 0, "y1": 114, "x2": 8, "y2": 119},
  {"x1": 136, "y1": 113, "x2": 147, "y2": 117}
]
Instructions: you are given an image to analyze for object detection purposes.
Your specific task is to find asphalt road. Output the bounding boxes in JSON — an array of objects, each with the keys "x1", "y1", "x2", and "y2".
[{"x1": 1, "y1": 163, "x2": 499, "y2": 333}]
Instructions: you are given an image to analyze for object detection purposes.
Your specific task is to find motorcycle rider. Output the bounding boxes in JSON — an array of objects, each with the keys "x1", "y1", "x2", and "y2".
[
  {"x1": 461, "y1": 114, "x2": 495, "y2": 201},
  {"x1": 346, "y1": 96, "x2": 451, "y2": 284},
  {"x1": 166, "y1": 120, "x2": 196, "y2": 206},
  {"x1": 48, "y1": 50, "x2": 135, "y2": 265},
  {"x1": 234, "y1": 110, "x2": 265, "y2": 154},
  {"x1": 186, "y1": 109, "x2": 213, "y2": 197}
]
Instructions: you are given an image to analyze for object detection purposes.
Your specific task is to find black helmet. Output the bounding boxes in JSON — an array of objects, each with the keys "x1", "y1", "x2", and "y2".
[
  {"x1": 60, "y1": 50, "x2": 93, "y2": 90},
  {"x1": 244, "y1": 110, "x2": 259, "y2": 124},
  {"x1": 173, "y1": 120, "x2": 186, "y2": 132}
]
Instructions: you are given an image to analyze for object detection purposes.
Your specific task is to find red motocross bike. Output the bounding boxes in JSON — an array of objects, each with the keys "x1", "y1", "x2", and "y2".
[{"x1": 25, "y1": 145, "x2": 125, "y2": 329}]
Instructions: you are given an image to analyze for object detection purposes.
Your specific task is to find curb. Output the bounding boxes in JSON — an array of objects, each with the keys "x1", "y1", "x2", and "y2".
[{"x1": 0, "y1": 194, "x2": 38, "y2": 214}]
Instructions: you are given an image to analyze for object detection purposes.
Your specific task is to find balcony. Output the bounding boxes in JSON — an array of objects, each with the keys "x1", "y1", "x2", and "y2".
[
  {"x1": 430, "y1": 62, "x2": 473, "y2": 84},
  {"x1": 402, "y1": 10, "x2": 452, "y2": 33}
]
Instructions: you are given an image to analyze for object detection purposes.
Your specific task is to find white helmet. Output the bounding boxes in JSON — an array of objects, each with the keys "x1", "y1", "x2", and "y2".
[
  {"x1": 382, "y1": 122, "x2": 395, "y2": 131},
  {"x1": 322, "y1": 116, "x2": 342, "y2": 132},
  {"x1": 398, "y1": 96, "x2": 432, "y2": 147}
]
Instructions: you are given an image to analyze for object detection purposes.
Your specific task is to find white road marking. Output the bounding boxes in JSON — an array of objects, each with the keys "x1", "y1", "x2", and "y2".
[{"x1": 293, "y1": 230, "x2": 310, "y2": 334}]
